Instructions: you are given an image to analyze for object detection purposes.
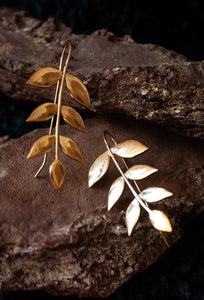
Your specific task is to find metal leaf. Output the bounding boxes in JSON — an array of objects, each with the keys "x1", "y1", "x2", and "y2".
[
  {"x1": 125, "y1": 164, "x2": 158, "y2": 180},
  {"x1": 139, "y1": 187, "x2": 173, "y2": 203},
  {"x1": 108, "y1": 176, "x2": 125, "y2": 211},
  {"x1": 126, "y1": 198, "x2": 140, "y2": 236},
  {"x1": 49, "y1": 159, "x2": 65, "y2": 189},
  {"x1": 61, "y1": 105, "x2": 86, "y2": 132},
  {"x1": 149, "y1": 210, "x2": 172, "y2": 232},
  {"x1": 27, "y1": 135, "x2": 55, "y2": 158},
  {"x1": 88, "y1": 152, "x2": 110, "y2": 188},
  {"x1": 111, "y1": 140, "x2": 148, "y2": 158},
  {"x1": 59, "y1": 136, "x2": 84, "y2": 163},
  {"x1": 27, "y1": 67, "x2": 62, "y2": 87},
  {"x1": 66, "y1": 74, "x2": 90, "y2": 108},
  {"x1": 26, "y1": 103, "x2": 58, "y2": 122}
]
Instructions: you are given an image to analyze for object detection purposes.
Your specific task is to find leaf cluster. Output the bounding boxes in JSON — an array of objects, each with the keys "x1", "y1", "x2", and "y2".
[
  {"x1": 88, "y1": 138, "x2": 173, "y2": 236},
  {"x1": 27, "y1": 41, "x2": 90, "y2": 189}
]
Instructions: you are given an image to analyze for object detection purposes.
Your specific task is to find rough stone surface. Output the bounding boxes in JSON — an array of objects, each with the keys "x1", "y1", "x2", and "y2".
[
  {"x1": 0, "y1": 8, "x2": 203, "y2": 139},
  {"x1": 0, "y1": 116, "x2": 203, "y2": 297}
]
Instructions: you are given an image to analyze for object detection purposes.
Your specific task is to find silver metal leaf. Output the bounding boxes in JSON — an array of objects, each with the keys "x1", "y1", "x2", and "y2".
[
  {"x1": 125, "y1": 164, "x2": 158, "y2": 180},
  {"x1": 139, "y1": 187, "x2": 173, "y2": 203},
  {"x1": 111, "y1": 140, "x2": 148, "y2": 158},
  {"x1": 149, "y1": 210, "x2": 172, "y2": 232},
  {"x1": 88, "y1": 152, "x2": 110, "y2": 187},
  {"x1": 108, "y1": 176, "x2": 125, "y2": 211},
  {"x1": 126, "y1": 198, "x2": 140, "y2": 236}
]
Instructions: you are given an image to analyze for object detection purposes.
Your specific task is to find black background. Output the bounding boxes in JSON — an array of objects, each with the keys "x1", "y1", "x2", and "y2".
[
  {"x1": 0, "y1": 0, "x2": 203, "y2": 60},
  {"x1": 0, "y1": 0, "x2": 203, "y2": 299}
]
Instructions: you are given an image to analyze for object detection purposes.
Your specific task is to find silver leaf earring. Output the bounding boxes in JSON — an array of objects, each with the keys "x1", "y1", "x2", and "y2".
[{"x1": 88, "y1": 131, "x2": 173, "y2": 246}]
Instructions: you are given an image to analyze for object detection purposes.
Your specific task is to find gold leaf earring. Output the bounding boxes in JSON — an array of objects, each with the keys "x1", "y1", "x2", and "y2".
[
  {"x1": 88, "y1": 131, "x2": 173, "y2": 245},
  {"x1": 26, "y1": 41, "x2": 90, "y2": 189}
]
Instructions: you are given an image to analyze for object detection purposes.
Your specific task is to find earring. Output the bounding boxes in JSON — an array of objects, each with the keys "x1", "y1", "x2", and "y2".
[
  {"x1": 26, "y1": 41, "x2": 90, "y2": 189},
  {"x1": 88, "y1": 131, "x2": 173, "y2": 244}
]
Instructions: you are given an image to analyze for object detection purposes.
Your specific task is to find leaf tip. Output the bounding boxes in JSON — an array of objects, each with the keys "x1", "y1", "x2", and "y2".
[
  {"x1": 49, "y1": 159, "x2": 65, "y2": 189},
  {"x1": 80, "y1": 157, "x2": 85, "y2": 164},
  {"x1": 127, "y1": 228, "x2": 133, "y2": 236},
  {"x1": 27, "y1": 148, "x2": 35, "y2": 159},
  {"x1": 107, "y1": 201, "x2": 113, "y2": 211},
  {"x1": 88, "y1": 170, "x2": 96, "y2": 187},
  {"x1": 26, "y1": 78, "x2": 32, "y2": 85},
  {"x1": 149, "y1": 210, "x2": 172, "y2": 232},
  {"x1": 167, "y1": 224, "x2": 173, "y2": 232},
  {"x1": 88, "y1": 177, "x2": 94, "y2": 188}
]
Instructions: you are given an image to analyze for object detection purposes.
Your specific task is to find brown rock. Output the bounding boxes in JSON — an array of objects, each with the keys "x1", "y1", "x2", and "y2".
[
  {"x1": 0, "y1": 116, "x2": 203, "y2": 297},
  {"x1": 0, "y1": 8, "x2": 203, "y2": 139}
]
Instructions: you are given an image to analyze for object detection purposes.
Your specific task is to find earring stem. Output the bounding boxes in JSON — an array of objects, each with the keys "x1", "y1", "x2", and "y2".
[{"x1": 55, "y1": 41, "x2": 72, "y2": 160}]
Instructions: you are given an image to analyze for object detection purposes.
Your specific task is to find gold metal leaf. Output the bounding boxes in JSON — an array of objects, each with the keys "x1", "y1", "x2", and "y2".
[
  {"x1": 66, "y1": 74, "x2": 90, "y2": 107},
  {"x1": 27, "y1": 135, "x2": 55, "y2": 158},
  {"x1": 126, "y1": 198, "x2": 140, "y2": 236},
  {"x1": 125, "y1": 164, "x2": 158, "y2": 180},
  {"x1": 149, "y1": 210, "x2": 172, "y2": 232},
  {"x1": 49, "y1": 159, "x2": 65, "y2": 189},
  {"x1": 88, "y1": 152, "x2": 110, "y2": 188},
  {"x1": 27, "y1": 67, "x2": 62, "y2": 87},
  {"x1": 26, "y1": 103, "x2": 58, "y2": 122},
  {"x1": 139, "y1": 187, "x2": 173, "y2": 203},
  {"x1": 61, "y1": 105, "x2": 86, "y2": 132},
  {"x1": 111, "y1": 140, "x2": 148, "y2": 158},
  {"x1": 108, "y1": 176, "x2": 125, "y2": 211},
  {"x1": 59, "y1": 135, "x2": 84, "y2": 163}
]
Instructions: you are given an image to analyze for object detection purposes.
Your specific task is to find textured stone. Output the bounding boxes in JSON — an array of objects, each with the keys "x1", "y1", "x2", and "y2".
[
  {"x1": 0, "y1": 116, "x2": 203, "y2": 297},
  {"x1": 0, "y1": 8, "x2": 203, "y2": 139}
]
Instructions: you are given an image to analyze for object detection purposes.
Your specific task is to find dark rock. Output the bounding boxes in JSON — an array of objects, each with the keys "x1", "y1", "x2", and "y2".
[
  {"x1": 0, "y1": 8, "x2": 203, "y2": 139},
  {"x1": 0, "y1": 116, "x2": 203, "y2": 297},
  {"x1": 0, "y1": 136, "x2": 9, "y2": 146}
]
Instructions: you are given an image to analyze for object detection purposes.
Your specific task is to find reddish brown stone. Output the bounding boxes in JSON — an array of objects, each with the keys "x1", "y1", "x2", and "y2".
[
  {"x1": 0, "y1": 8, "x2": 203, "y2": 139},
  {"x1": 0, "y1": 116, "x2": 203, "y2": 297}
]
